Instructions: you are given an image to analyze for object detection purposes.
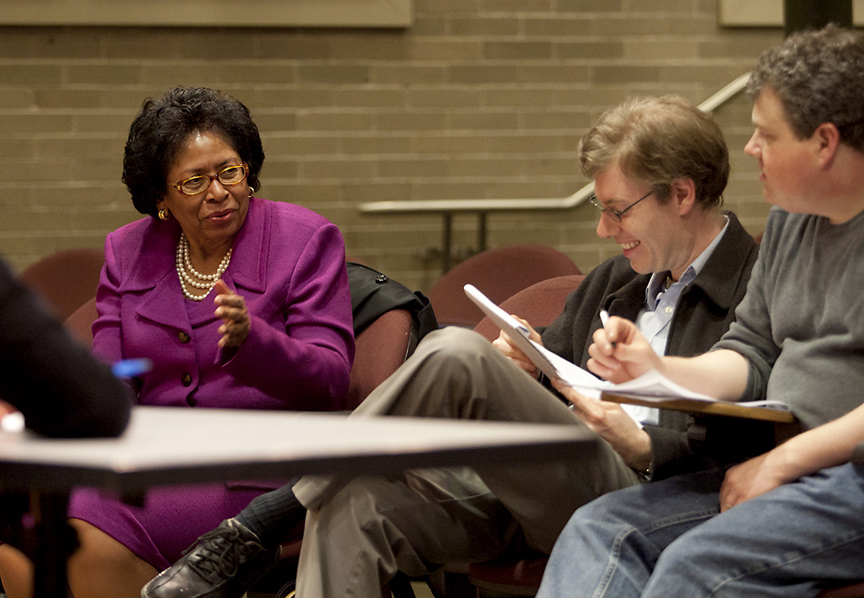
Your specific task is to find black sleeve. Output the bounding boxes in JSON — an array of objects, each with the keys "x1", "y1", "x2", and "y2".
[{"x1": 0, "y1": 259, "x2": 130, "y2": 438}]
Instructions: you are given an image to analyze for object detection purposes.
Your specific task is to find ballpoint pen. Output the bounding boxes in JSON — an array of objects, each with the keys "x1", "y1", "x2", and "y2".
[{"x1": 599, "y1": 309, "x2": 617, "y2": 349}]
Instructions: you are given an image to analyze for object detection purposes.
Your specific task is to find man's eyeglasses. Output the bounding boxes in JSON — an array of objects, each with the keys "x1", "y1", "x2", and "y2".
[
  {"x1": 173, "y1": 163, "x2": 249, "y2": 196},
  {"x1": 589, "y1": 190, "x2": 653, "y2": 222}
]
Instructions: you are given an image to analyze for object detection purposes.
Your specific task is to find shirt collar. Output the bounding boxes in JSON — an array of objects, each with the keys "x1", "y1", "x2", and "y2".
[{"x1": 645, "y1": 215, "x2": 730, "y2": 309}]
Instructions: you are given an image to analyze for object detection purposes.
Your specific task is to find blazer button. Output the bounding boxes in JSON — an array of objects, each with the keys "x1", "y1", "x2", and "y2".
[
  {"x1": 181, "y1": 372, "x2": 192, "y2": 386},
  {"x1": 186, "y1": 396, "x2": 196, "y2": 407},
  {"x1": 178, "y1": 331, "x2": 191, "y2": 343}
]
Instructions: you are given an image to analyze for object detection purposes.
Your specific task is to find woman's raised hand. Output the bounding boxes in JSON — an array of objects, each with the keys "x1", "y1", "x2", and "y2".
[{"x1": 213, "y1": 280, "x2": 250, "y2": 349}]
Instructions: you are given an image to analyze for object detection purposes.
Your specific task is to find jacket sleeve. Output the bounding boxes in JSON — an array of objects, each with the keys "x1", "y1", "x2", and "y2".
[
  {"x1": 91, "y1": 231, "x2": 126, "y2": 365},
  {"x1": 0, "y1": 259, "x2": 131, "y2": 438},
  {"x1": 220, "y1": 222, "x2": 354, "y2": 411},
  {"x1": 643, "y1": 417, "x2": 707, "y2": 479}
]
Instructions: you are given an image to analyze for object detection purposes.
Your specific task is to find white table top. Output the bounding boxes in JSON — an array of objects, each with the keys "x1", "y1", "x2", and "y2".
[{"x1": 0, "y1": 406, "x2": 596, "y2": 493}]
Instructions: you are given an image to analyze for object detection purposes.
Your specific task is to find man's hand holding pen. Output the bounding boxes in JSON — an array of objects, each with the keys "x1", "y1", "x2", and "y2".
[{"x1": 588, "y1": 313, "x2": 660, "y2": 384}]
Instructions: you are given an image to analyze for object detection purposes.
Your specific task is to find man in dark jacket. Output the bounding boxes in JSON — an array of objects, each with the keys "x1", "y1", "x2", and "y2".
[{"x1": 143, "y1": 95, "x2": 760, "y2": 598}]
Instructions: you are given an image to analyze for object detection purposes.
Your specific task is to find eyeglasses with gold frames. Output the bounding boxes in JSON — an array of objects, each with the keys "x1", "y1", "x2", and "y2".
[
  {"x1": 589, "y1": 190, "x2": 653, "y2": 223},
  {"x1": 172, "y1": 163, "x2": 249, "y2": 196}
]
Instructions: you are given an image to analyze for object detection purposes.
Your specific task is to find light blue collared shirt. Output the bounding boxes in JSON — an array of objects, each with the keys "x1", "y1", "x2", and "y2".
[{"x1": 625, "y1": 216, "x2": 730, "y2": 426}]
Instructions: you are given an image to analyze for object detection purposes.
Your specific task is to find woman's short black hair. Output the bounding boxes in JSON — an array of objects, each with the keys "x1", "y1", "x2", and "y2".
[{"x1": 122, "y1": 87, "x2": 265, "y2": 217}]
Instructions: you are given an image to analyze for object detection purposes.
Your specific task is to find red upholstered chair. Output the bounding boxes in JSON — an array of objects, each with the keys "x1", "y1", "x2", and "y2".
[
  {"x1": 820, "y1": 584, "x2": 864, "y2": 597},
  {"x1": 428, "y1": 245, "x2": 581, "y2": 329},
  {"x1": 343, "y1": 308, "x2": 415, "y2": 410},
  {"x1": 249, "y1": 306, "x2": 421, "y2": 598},
  {"x1": 472, "y1": 274, "x2": 585, "y2": 342},
  {"x1": 65, "y1": 293, "x2": 421, "y2": 598},
  {"x1": 18, "y1": 247, "x2": 104, "y2": 321},
  {"x1": 64, "y1": 296, "x2": 98, "y2": 347},
  {"x1": 468, "y1": 554, "x2": 547, "y2": 597},
  {"x1": 462, "y1": 274, "x2": 585, "y2": 597}
]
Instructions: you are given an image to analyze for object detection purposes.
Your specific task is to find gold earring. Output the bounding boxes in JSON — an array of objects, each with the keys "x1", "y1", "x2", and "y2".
[{"x1": 158, "y1": 209, "x2": 169, "y2": 221}]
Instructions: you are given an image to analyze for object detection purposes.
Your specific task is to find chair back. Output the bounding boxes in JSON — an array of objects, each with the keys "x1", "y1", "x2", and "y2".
[
  {"x1": 64, "y1": 296, "x2": 98, "y2": 347},
  {"x1": 428, "y1": 245, "x2": 580, "y2": 329},
  {"x1": 466, "y1": 273, "x2": 585, "y2": 598},
  {"x1": 18, "y1": 248, "x2": 104, "y2": 321},
  {"x1": 344, "y1": 308, "x2": 414, "y2": 410},
  {"x1": 473, "y1": 274, "x2": 585, "y2": 342}
]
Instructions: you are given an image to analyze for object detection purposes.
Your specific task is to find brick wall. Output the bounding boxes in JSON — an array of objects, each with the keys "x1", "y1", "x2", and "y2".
[{"x1": 0, "y1": 0, "x2": 783, "y2": 292}]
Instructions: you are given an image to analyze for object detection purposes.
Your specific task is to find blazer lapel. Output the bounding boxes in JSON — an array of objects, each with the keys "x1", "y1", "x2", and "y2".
[
  {"x1": 126, "y1": 198, "x2": 270, "y2": 331},
  {"x1": 228, "y1": 197, "x2": 268, "y2": 294},
  {"x1": 123, "y1": 219, "x2": 194, "y2": 331}
]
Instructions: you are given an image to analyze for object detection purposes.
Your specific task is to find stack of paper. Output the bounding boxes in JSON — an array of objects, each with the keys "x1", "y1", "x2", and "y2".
[{"x1": 463, "y1": 284, "x2": 788, "y2": 411}]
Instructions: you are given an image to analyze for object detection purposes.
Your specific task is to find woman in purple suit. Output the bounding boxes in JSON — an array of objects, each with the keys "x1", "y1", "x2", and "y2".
[{"x1": 0, "y1": 87, "x2": 354, "y2": 598}]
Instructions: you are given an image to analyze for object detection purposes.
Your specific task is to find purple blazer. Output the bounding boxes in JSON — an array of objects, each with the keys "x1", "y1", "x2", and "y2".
[{"x1": 93, "y1": 197, "x2": 354, "y2": 412}]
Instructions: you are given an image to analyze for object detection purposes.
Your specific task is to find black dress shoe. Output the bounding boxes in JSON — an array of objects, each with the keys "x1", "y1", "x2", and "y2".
[{"x1": 141, "y1": 518, "x2": 280, "y2": 598}]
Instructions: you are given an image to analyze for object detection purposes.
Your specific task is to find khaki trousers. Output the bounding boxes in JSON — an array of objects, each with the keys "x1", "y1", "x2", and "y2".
[{"x1": 293, "y1": 327, "x2": 640, "y2": 598}]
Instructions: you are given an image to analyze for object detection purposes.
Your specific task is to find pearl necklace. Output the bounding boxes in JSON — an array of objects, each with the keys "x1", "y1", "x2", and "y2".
[{"x1": 175, "y1": 232, "x2": 233, "y2": 301}]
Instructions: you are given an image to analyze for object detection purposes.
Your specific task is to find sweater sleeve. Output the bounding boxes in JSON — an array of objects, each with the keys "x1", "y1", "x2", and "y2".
[{"x1": 711, "y1": 212, "x2": 785, "y2": 404}]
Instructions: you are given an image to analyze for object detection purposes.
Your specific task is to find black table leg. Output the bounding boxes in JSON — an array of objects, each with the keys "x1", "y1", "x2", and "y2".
[{"x1": 30, "y1": 490, "x2": 73, "y2": 598}]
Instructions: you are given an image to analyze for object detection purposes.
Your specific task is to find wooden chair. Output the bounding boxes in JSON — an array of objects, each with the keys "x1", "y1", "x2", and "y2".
[
  {"x1": 18, "y1": 247, "x2": 104, "y2": 321},
  {"x1": 428, "y1": 245, "x2": 580, "y2": 329}
]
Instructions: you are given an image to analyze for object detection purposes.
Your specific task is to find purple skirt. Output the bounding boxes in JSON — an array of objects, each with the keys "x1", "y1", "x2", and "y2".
[{"x1": 68, "y1": 483, "x2": 271, "y2": 571}]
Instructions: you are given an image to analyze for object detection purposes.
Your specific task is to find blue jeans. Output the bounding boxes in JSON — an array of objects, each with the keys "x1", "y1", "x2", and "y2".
[{"x1": 537, "y1": 463, "x2": 864, "y2": 598}]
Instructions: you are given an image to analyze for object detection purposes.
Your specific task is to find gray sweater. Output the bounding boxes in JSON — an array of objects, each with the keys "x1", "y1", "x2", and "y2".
[{"x1": 714, "y1": 206, "x2": 864, "y2": 431}]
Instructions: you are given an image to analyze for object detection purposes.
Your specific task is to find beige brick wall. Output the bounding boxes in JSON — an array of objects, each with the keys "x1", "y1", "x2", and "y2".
[{"x1": 0, "y1": 1, "x2": 784, "y2": 292}]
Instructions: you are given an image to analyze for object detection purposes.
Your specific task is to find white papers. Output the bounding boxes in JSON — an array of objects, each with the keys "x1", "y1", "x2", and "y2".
[
  {"x1": 464, "y1": 283, "x2": 564, "y2": 380},
  {"x1": 464, "y1": 284, "x2": 789, "y2": 412}
]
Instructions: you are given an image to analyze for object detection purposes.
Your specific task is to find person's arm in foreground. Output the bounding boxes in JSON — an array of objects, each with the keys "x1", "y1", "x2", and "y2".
[
  {"x1": 587, "y1": 315, "x2": 750, "y2": 401},
  {"x1": 720, "y1": 401, "x2": 864, "y2": 511},
  {"x1": 0, "y1": 259, "x2": 130, "y2": 438}
]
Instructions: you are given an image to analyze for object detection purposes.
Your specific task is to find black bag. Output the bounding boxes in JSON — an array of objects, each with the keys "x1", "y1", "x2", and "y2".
[{"x1": 347, "y1": 262, "x2": 438, "y2": 358}]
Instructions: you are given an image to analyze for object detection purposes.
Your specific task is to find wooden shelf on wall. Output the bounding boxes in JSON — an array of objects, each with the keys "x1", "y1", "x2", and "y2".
[{"x1": 0, "y1": 0, "x2": 412, "y2": 28}]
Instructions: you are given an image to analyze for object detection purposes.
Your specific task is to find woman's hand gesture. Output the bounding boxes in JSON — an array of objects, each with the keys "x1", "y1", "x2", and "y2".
[{"x1": 213, "y1": 280, "x2": 250, "y2": 349}]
